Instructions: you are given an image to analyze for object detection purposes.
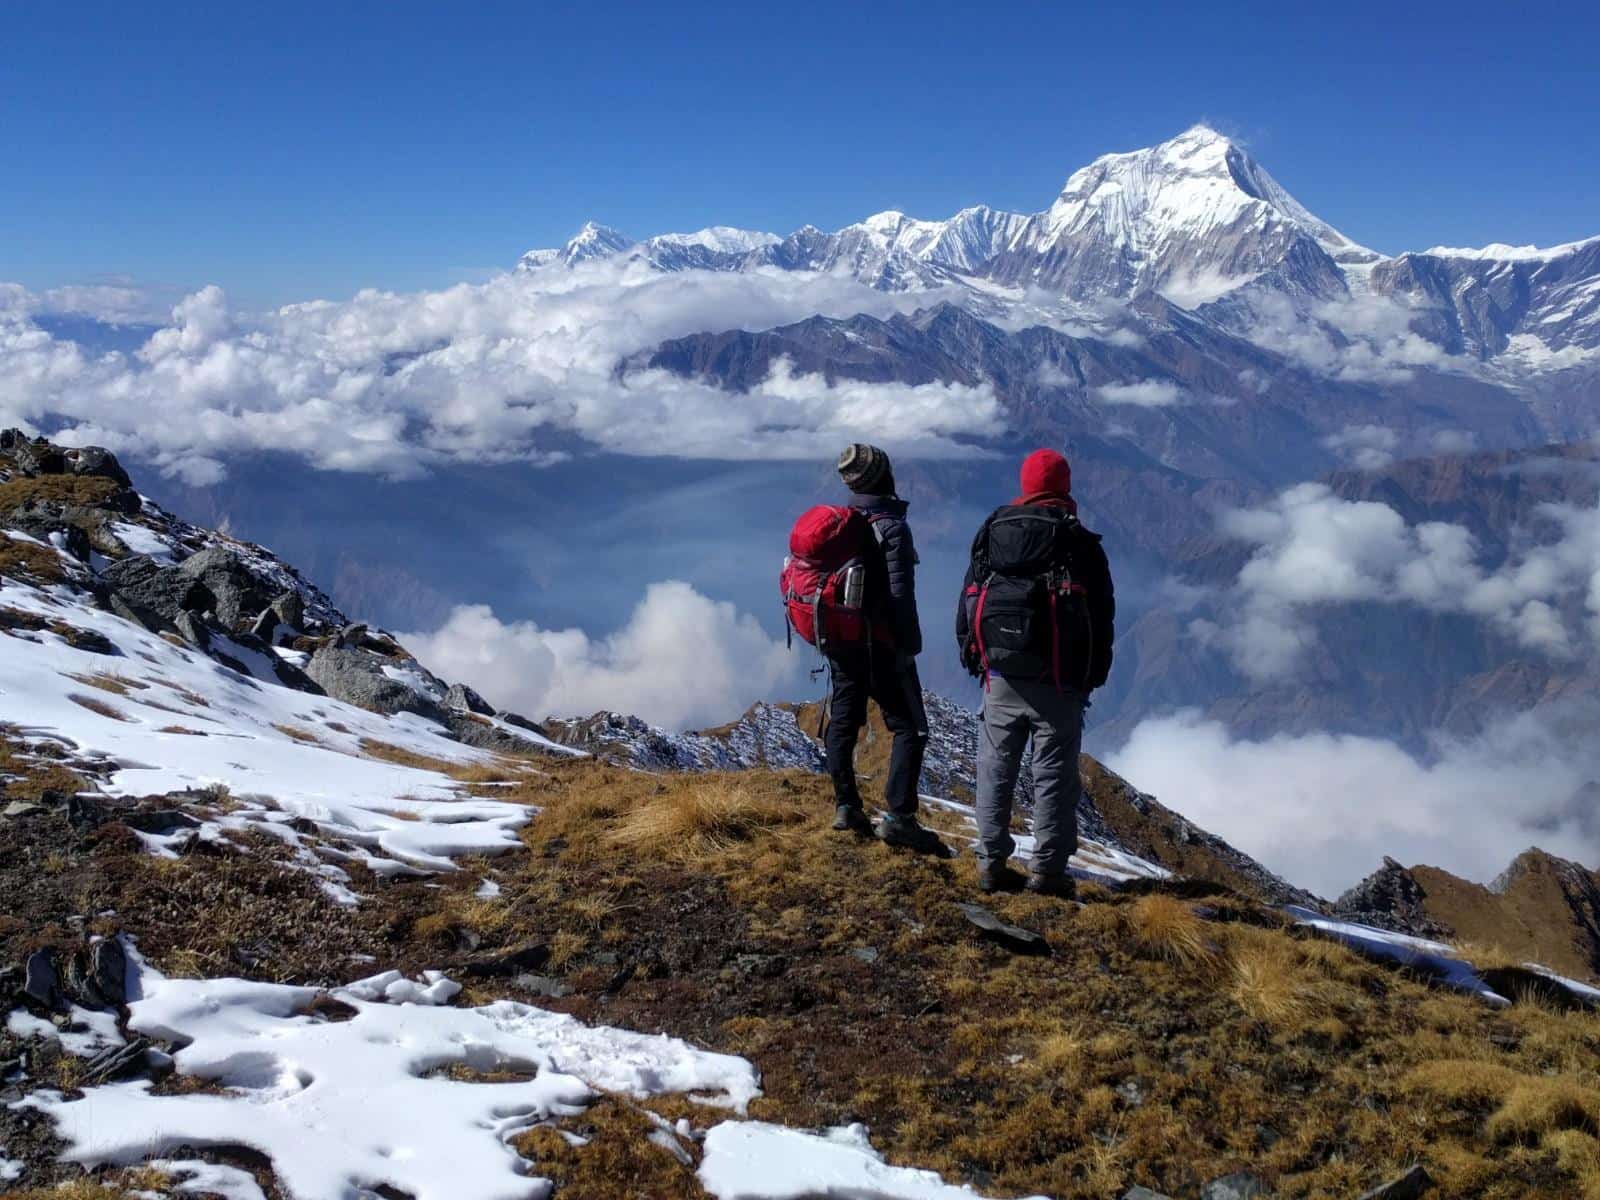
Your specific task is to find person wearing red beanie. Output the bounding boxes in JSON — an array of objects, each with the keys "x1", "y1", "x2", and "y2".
[
  {"x1": 1018, "y1": 448, "x2": 1072, "y2": 503},
  {"x1": 955, "y1": 448, "x2": 1115, "y2": 896}
]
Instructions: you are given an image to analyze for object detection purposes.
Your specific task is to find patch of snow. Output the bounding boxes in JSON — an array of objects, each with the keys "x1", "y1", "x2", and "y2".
[
  {"x1": 108, "y1": 522, "x2": 179, "y2": 563},
  {"x1": 476, "y1": 877, "x2": 502, "y2": 899},
  {"x1": 25, "y1": 969, "x2": 762, "y2": 1200},
  {"x1": 1285, "y1": 906, "x2": 1508, "y2": 1005},
  {"x1": 1420, "y1": 235, "x2": 1600, "y2": 262},
  {"x1": 1522, "y1": 964, "x2": 1600, "y2": 1007},
  {"x1": 6, "y1": 1004, "x2": 125, "y2": 1057},
  {"x1": 649, "y1": 227, "x2": 782, "y2": 253},
  {"x1": 699, "y1": 1121, "x2": 1048, "y2": 1200},
  {"x1": 342, "y1": 969, "x2": 462, "y2": 1007},
  {"x1": 148, "y1": 1159, "x2": 268, "y2": 1200},
  {"x1": 0, "y1": 1149, "x2": 22, "y2": 1182}
]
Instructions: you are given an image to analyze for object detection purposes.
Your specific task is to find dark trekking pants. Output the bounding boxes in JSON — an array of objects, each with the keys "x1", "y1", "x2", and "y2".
[
  {"x1": 976, "y1": 673, "x2": 1085, "y2": 877},
  {"x1": 824, "y1": 645, "x2": 928, "y2": 819}
]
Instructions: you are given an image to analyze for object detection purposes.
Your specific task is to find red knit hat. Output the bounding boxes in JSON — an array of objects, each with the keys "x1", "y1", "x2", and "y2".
[{"x1": 1020, "y1": 448, "x2": 1071, "y2": 497}]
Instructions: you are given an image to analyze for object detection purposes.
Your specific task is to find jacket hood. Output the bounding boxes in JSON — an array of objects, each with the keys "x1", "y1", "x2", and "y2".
[{"x1": 849, "y1": 494, "x2": 909, "y2": 517}]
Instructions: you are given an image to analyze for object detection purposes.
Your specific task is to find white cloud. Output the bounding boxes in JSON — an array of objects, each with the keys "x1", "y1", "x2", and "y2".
[
  {"x1": 0, "y1": 263, "x2": 1000, "y2": 480},
  {"x1": 0, "y1": 278, "x2": 179, "y2": 325},
  {"x1": 1205, "y1": 483, "x2": 1600, "y2": 679},
  {"x1": 1429, "y1": 428, "x2": 1479, "y2": 456},
  {"x1": 1109, "y1": 706, "x2": 1600, "y2": 898},
  {"x1": 1323, "y1": 423, "x2": 1400, "y2": 470},
  {"x1": 400, "y1": 582, "x2": 805, "y2": 732},
  {"x1": 1094, "y1": 378, "x2": 1187, "y2": 407},
  {"x1": 1240, "y1": 290, "x2": 1464, "y2": 384}
]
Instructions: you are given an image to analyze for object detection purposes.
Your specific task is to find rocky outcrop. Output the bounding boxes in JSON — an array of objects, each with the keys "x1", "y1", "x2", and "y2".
[{"x1": 1334, "y1": 857, "x2": 1453, "y2": 938}]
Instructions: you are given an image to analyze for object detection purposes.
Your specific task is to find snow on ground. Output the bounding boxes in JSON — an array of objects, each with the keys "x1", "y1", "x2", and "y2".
[
  {"x1": 919, "y1": 794, "x2": 1171, "y2": 885},
  {"x1": 1284, "y1": 906, "x2": 1509, "y2": 1005},
  {"x1": 698, "y1": 1122, "x2": 1048, "y2": 1200},
  {"x1": 0, "y1": 1148, "x2": 23, "y2": 1183},
  {"x1": 144, "y1": 1159, "x2": 268, "y2": 1200},
  {"x1": 6, "y1": 1004, "x2": 125, "y2": 1057},
  {"x1": 20, "y1": 948, "x2": 1041, "y2": 1200},
  {"x1": 21, "y1": 952, "x2": 762, "y2": 1200},
  {"x1": 0, "y1": 570, "x2": 533, "y2": 897}
]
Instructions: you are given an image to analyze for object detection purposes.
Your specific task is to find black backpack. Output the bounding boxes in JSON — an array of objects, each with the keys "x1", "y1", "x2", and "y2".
[{"x1": 965, "y1": 504, "x2": 1093, "y2": 688}]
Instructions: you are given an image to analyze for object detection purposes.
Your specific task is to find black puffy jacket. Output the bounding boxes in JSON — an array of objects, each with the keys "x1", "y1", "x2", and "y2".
[{"x1": 849, "y1": 494, "x2": 922, "y2": 657}]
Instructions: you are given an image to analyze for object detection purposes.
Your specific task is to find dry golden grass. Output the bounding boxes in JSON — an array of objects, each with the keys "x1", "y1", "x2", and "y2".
[
  {"x1": 0, "y1": 733, "x2": 92, "y2": 800},
  {"x1": 603, "y1": 778, "x2": 809, "y2": 862},
  {"x1": 0, "y1": 531, "x2": 66, "y2": 582},
  {"x1": 548, "y1": 928, "x2": 590, "y2": 970},
  {"x1": 1228, "y1": 934, "x2": 1322, "y2": 1028},
  {"x1": 157, "y1": 724, "x2": 208, "y2": 735},
  {"x1": 67, "y1": 671, "x2": 147, "y2": 696},
  {"x1": 67, "y1": 693, "x2": 130, "y2": 721},
  {"x1": 273, "y1": 723, "x2": 321, "y2": 744},
  {"x1": 1126, "y1": 894, "x2": 1216, "y2": 968},
  {"x1": 0, "y1": 473, "x2": 122, "y2": 508}
]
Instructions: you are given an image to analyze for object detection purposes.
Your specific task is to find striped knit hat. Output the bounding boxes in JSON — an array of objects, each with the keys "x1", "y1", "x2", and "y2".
[{"x1": 836, "y1": 443, "x2": 893, "y2": 494}]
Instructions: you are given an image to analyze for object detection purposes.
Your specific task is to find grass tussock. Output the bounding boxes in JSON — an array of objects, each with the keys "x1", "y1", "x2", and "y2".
[
  {"x1": 1126, "y1": 894, "x2": 1216, "y2": 968},
  {"x1": 604, "y1": 779, "x2": 810, "y2": 862},
  {"x1": 67, "y1": 693, "x2": 130, "y2": 721},
  {"x1": 273, "y1": 723, "x2": 321, "y2": 744},
  {"x1": 0, "y1": 531, "x2": 66, "y2": 582},
  {"x1": 512, "y1": 1097, "x2": 703, "y2": 1198},
  {"x1": 0, "y1": 473, "x2": 122, "y2": 509}
]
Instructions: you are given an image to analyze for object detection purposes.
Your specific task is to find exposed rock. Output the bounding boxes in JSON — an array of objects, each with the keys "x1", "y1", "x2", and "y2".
[
  {"x1": 1357, "y1": 1165, "x2": 1433, "y2": 1200},
  {"x1": 270, "y1": 590, "x2": 305, "y2": 631},
  {"x1": 443, "y1": 712, "x2": 563, "y2": 758},
  {"x1": 99, "y1": 555, "x2": 207, "y2": 631},
  {"x1": 513, "y1": 974, "x2": 573, "y2": 999},
  {"x1": 85, "y1": 938, "x2": 128, "y2": 1010},
  {"x1": 1, "y1": 801, "x2": 45, "y2": 818},
  {"x1": 174, "y1": 609, "x2": 211, "y2": 648},
  {"x1": 458, "y1": 942, "x2": 551, "y2": 979},
  {"x1": 7, "y1": 435, "x2": 66, "y2": 475},
  {"x1": 1334, "y1": 857, "x2": 1453, "y2": 938},
  {"x1": 304, "y1": 643, "x2": 446, "y2": 720},
  {"x1": 62, "y1": 445, "x2": 133, "y2": 489},
  {"x1": 82, "y1": 1038, "x2": 151, "y2": 1085},
  {"x1": 445, "y1": 682, "x2": 495, "y2": 716},
  {"x1": 1201, "y1": 1173, "x2": 1269, "y2": 1200},
  {"x1": 23, "y1": 949, "x2": 63, "y2": 1012},
  {"x1": 174, "y1": 545, "x2": 282, "y2": 630},
  {"x1": 122, "y1": 809, "x2": 202, "y2": 835},
  {"x1": 956, "y1": 902, "x2": 1051, "y2": 956}
]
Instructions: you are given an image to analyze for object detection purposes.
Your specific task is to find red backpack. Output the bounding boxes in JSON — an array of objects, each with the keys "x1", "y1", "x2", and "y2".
[{"x1": 780, "y1": 505, "x2": 889, "y2": 652}]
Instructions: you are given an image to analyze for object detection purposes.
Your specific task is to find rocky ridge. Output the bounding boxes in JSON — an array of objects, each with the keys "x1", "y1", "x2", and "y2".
[{"x1": 0, "y1": 428, "x2": 564, "y2": 760}]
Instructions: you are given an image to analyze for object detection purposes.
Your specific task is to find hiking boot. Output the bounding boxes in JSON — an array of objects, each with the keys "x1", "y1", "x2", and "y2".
[
  {"x1": 832, "y1": 804, "x2": 873, "y2": 835},
  {"x1": 978, "y1": 863, "x2": 1025, "y2": 894},
  {"x1": 877, "y1": 815, "x2": 950, "y2": 857},
  {"x1": 1025, "y1": 873, "x2": 1077, "y2": 899}
]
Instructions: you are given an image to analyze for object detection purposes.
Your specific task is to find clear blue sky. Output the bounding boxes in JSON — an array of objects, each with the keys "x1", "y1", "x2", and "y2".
[{"x1": 5, "y1": 0, "x2": 1597, "y2": 307}]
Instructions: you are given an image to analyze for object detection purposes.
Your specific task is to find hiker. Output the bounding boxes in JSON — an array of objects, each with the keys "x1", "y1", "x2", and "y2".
[
  {"x1": 956, "y1": 449, "x2": 1115, "y2": 895},
  {"x1": 780, "y1": 444, "x2": 944, "y2": 853}
]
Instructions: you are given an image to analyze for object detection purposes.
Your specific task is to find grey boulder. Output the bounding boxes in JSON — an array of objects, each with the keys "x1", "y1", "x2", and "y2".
[{"x1": 304, "y1": 643, "x2": 445, "y2": 720}]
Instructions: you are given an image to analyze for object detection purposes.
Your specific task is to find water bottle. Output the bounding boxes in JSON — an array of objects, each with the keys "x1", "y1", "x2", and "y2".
[{"x1": 842, "y1": 564, "x2": 865, "y2": 609}]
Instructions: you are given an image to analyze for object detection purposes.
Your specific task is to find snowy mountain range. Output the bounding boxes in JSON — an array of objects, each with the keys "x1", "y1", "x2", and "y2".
[{"x1": 519, "y1": 125, "x2": 1600, "y2": 379}]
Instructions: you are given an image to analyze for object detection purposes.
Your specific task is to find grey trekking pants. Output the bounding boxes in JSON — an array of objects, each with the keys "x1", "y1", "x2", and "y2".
[{"x1": 976, "y1": 673, "x2": 1085, "y2": 877}]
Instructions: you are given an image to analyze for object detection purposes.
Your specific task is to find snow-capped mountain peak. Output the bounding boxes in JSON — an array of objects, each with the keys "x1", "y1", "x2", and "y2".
[
  {"x1": 557, "y1": 221, "x2": 633, "y2": 267},
  {"x1": 1028, "y1": 124, "x2": 1377, "y2": 278}
]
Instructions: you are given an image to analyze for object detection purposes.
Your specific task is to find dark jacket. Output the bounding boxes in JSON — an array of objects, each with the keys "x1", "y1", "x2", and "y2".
[
  {"x1": 849, "y1": 494, "x2": 922, "y2": 657},
  {"x1": 955, "y1": 494, "x2": 1115, "y2": 690}
]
